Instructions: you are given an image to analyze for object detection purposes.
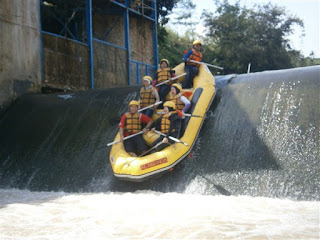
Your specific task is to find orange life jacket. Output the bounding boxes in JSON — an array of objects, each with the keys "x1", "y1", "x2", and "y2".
[
  {"x1": 124, "y1": 112, "x2": 142, "y2": 135},
  {"x1": 169, "y1": 94, "x2": 184, "y2": 110},
  {"x1": 156, "y1": 67, "x2": 172, "y2": 84},
  {"x1": 140, "y1": 87, "x2": 156, "y2": 108},
  {"x1": 187, "y1": 48, "x2": 202, "y2": 68}
]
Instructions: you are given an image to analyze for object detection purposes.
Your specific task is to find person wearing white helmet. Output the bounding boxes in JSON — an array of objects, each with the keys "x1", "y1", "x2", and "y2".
[
  {"x1": 139, "y1": 75, "x2": 160, "y2": 117},
  {"x1": 182, "y1": 39, "x2": 203, "y2": 88},
  {"x1": 118, "y1": 100, "x2": 153, "y2": 156}
]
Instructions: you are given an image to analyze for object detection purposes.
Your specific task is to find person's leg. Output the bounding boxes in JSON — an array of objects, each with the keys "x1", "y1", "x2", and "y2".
[
  {"x1": 190, "y1": 67, "x2": 199, "y2": 87},
  {"x1": 182, "y1": 66, "x2": 192, "y2": 88},
  {"x1": 123, "y1": 138, "x2": 137, "y2": 157},
  {"x1": 162, "y1": 84, "x2": 171, "y2": 99},
  {"x1": 155, "y1": 142, "x2": 170, "y2": 151},
  {"x1": 135, "y1": 134, "x2": 149, "y2": 156},
  {"x1": 158, "y1": 85, "x2": 171, "y2": 103}
]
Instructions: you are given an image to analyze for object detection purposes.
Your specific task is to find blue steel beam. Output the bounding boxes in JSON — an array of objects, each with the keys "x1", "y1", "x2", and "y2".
[
  {"x1": 39, "y1": 0, "x2": 44, "y2": 82},
  {"x1": 124, "y1": 0, "x2": 131, "y2": 85},
  {"x1": 86, "y1": 0, "x2": 94, "y2": 89},
  {"x1": 152, "y1": 0, "x2": 158, "y2": 68}
]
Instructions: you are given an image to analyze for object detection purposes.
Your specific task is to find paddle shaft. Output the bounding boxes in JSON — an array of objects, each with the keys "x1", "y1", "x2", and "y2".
[
  {"x1": 107, "y1": 131, "x2": 143, "y2": 147},
  {"x1": 154, "y1": 130, "x2": 188, "y2": 146},
  {"x1": 187, "y1": 59, "x2": 224, "y2": 70},
  {"x1": 138, "y1": 141, "x2": 163, "y2": 157},
  {"x1": 138, "y1": 101, "x2": 162, "y2": 112},
  {"x1": 156, "y1": 73, "x2": 187, "y2": 87},
  {"x1": 184, "y1": 113, "x2": 204, "y2": 118}
]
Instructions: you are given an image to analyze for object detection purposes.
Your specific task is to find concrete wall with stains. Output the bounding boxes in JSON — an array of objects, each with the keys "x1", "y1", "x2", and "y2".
[{"x1": 0, "y1": 0, "x2": 41, "y2": 113}]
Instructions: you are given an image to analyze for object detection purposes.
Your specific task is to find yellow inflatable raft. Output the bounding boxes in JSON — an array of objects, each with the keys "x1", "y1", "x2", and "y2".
[{"x1": 109, "y1": 63, "x2": 216, "y2": 181}]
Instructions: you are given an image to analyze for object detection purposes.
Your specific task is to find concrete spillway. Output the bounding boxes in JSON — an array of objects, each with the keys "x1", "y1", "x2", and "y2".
[{"x1": 0, "y1": 66, "x2": 319, "y2": 200}]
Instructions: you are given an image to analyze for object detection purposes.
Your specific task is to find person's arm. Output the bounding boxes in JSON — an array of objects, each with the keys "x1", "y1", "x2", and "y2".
[
  {"x1": 152, "y1": 117, "x2": 161, "y2": 131},
  {"x1": 183, "y1": 50, "x2": 193, "y2": 62},
  {"x1": 152, "y1": 70, "x2": 159, "y2": 86},
  {"x1": 152, "y1": 87, "x2": 160, "y2": 102},
  {"x1": 118, "y1": 114, "x2": 126, "y2": 141},
  {"x1": 144, "y1": 119, "x2": 153, "y2": 133},
  {"x1": 167, "y1": 114, "x2": 181, "y2": 138},
  {"x1": 180, "y1": 95, "x2": 191, "y2": 113},
  {"x1": 140, "y1": 114, "x2": 153, "y2": 132},
  {"x1": 170, "y1": 69, "x2": 176, "y2": 78},
  {"x1": 119, "y1": 127, "x2": 124, "y2": 142}
]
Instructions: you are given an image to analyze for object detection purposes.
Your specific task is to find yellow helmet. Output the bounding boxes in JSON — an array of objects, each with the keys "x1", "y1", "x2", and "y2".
[
  {"x1": 129, "y1": 100, "x2": 139, "y2": 106},
  {"x1": 193, "y1": 39, "x2": 202, "y2": 46},
  {"x1": 143, "y1": 75, "x2": 152, "y2": 84},
  {"x1": 160, "y1": 59, "x2": 169, "y2": 66},
  {"x1": 172, "y1": 83, "x2": 182, "y2": 92},
  {"x1": 163, "y1": 101, "x2": 176, "y2": 110}
]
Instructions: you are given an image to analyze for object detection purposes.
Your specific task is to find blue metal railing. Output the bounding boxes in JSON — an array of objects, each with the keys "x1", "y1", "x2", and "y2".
[
  {"x1": 130, "y1": 60, "x2": 156, "y2": 85},
  {"x1": 39, "y1": 0, "x2": 158, "y2": 89}
]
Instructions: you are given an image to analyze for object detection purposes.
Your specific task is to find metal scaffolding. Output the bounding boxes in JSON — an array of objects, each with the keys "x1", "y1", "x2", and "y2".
[{"x1": 39, "y1": 0, "x2": 158, "y2": 89}]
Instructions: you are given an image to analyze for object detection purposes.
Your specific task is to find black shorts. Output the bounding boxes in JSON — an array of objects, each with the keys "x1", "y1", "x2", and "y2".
[{"x1": 123, "y1": 134, "x2": 148, "y2": 155}]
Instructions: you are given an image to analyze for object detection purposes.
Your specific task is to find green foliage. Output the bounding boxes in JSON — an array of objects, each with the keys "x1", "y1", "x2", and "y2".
[
  {"x1": 171, "y1": 0, "x2": 197, "y2": 35},
  {"x1": 202, "y1": 0, "x2": 304, "y2": 73},
  {"x1": 157, "y1": 0, "x2": 181, "y2": 26},
  {"x1": 157, "y1": 26, "x2": 192, "y2": 67}
]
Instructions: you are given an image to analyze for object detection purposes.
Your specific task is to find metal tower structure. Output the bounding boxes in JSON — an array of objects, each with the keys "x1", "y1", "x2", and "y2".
[{"x1": 39, "y1": 0, "x2": 158, "y2": 89}]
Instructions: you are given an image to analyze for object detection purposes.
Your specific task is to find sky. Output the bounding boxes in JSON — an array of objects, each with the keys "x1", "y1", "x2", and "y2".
[{"x1": 168, "y1": 0, "x2": 320, "y2": 58}]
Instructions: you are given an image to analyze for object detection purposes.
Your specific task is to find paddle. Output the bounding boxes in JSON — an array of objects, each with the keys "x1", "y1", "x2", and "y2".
[
  {"x1": 183, "y1": 59, "x2": 224, "y2": 70},
  {"x1": 183, "y1": 113, "x2": 204, "y2": 118},
  {"x1": 107, "y1": 131, "x2": 143, "y2": 147},
  {"x1": 155, "y1": 111, "x2": 203, "y2": 119},
  {"x1": 138, "y1": 101, "x2": 162, "y2": 112},
  {"x1": 154, "y1": 130, "x2": 188, "y2": 146},
  {"x1": 156, "y1": 73, "x2": 187, "y2": 87},
  {"x1": 138, "y1": 141, "x2": 164, "y2": 157}
]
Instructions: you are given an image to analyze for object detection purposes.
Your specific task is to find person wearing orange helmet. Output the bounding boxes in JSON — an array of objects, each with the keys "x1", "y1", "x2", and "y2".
[
  {"x1": 182, "y1": 39, "x2": 203, "y2": 88},
  {"x1": 118, "y1": 100, "x2": 153, "y2": 156},
  {"x1": 150, "y1": 101, "x2": 181, "y2": 151},
  {"x1": 152, "y1": 59, "x2": 176, "y2": 106}
]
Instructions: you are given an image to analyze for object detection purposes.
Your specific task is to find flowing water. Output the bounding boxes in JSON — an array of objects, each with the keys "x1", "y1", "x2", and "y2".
[{"x1": 0, "y1": 66, "x2": 319, "y2": 239}]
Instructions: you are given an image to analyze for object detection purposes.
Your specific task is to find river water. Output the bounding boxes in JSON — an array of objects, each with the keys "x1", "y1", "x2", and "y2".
[
  {"x1": 0, "y1": 66, "x2": 319, "y2": 239},
  {"x1": 0, "y1": 189, "x2": 319, "y2": 240}
]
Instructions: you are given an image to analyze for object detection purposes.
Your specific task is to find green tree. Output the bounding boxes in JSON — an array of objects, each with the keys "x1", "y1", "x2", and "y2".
[
  {"x1": 202, "y1": 0, "x2": 304, "y2": 73},
  {"x1": 157, "y1": 0, "x2": 181, "y2": 26},
  {"x1": 158, "y1": 27, "x2": 192, "y2": 67},
  {"x1": 172, "y1": 0, "x2": 197, "y2": 35}
]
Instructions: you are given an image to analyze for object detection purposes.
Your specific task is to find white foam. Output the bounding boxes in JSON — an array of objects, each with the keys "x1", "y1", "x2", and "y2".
[{"x1": 0, "y1": 189, "x2": 319, "y2": 240}]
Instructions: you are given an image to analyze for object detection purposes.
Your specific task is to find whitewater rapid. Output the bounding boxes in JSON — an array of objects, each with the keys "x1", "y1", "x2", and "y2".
[{"x1": 0, "y1": 189, "x2": 319, "y2": 240}]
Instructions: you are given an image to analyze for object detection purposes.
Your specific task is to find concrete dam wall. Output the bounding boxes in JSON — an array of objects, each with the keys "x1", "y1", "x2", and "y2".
[{"x1": 0, "y1": 66, "x2": 319, "y2": 200}]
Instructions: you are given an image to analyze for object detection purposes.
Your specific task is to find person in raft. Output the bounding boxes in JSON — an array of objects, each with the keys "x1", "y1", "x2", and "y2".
[
  {"x1": 152, "y1": 59, "x2": 176, "y2": 106},
  {"x1": 169, "y1": 83, "x2": 191, "y2": 116},
  {"x1": 182, "y1": 39, "x2": 203, "y2": 89},
  {"x1": 151, "y1": 101, "x2": 181, "y2": 151},
  {"x1": 119, "y1": 100, "x2": 153, "y2": 157},
  {"x1": 139, "y1": 75, "x2": 160, "y2": 118}
]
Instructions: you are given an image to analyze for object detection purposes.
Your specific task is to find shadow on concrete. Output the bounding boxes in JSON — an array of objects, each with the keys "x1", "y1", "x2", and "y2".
[{"x1": 0, "y1": 66, "x2": 319, "y2": 201}]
